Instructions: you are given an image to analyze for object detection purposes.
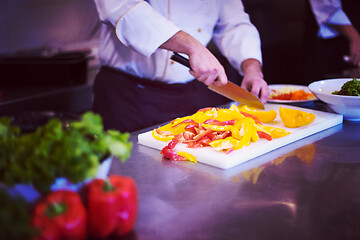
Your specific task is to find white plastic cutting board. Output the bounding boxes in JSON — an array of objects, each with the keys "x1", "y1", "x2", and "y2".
[{"x1": 138, "y1": 104, "x2": 343, "y2": 169}]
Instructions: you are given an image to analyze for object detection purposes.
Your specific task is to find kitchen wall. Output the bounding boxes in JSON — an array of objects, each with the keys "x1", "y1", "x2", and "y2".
[
  {"x1": 0, "y1": 0, "x2": 101, "y2": 84},
  {"x1": 0, "y1": 0, "x2": 311, "y2": 85},
  {"x1": 211, "y1": 0, "x2": 310, "y2": 86},
  {"x1": 0, "y1": 0, "x2": 99, "y2": 52},
  {"x1": 244, "y1": 0, "x2": 309, "y2": 85}
]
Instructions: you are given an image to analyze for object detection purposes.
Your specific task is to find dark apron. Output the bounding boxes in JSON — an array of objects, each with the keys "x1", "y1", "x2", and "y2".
[{"x1": 93, "y1": 66, "x2": 229, "y2": 132}]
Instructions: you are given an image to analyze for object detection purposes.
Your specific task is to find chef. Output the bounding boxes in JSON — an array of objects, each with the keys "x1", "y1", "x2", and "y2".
[
  {"x1": 93, "y1": 0, "x2": 269, "y2": 132},
  {"x1": 304, "y1": 0, "x2": 360, "y2": 82}
]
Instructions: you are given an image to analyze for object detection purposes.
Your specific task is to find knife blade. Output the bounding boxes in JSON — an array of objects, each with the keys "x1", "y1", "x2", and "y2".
[{"x1": 170, "y1": 52, "x2": 265, "y2": 109}]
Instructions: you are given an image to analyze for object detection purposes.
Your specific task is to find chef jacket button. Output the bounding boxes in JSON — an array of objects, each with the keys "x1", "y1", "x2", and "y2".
[
  {"x1": 198, "y1": 28, "x2": 202, "y2": 32},
  {"x1": 171, "y1": 60, "x2": 175, "y2": 64}
]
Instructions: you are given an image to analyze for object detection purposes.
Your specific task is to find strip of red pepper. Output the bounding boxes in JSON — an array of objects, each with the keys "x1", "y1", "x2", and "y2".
[
  {"x1": 172, "y1": 119, "x2": 197, "y2": 128},
  {"x1": 202, "y1": 119, "x2": 235, "y2": 126},
  {"x1": 196, "y1": 107, "x2": 220, "y2": 112},
  {"x1": 240, "y1": 112, "x2": 262, "y2": 124},
  {"x1": 257, "y1": 131, "x2": 272, "y2": 141},
  {"x1": 86, "y1": 175, "x2": 138, "y2": 239},
  {"x1": 32, "y1": 190, "x2": 87, "y2": 240},
  {"x1": 160, "y1": 134, "x2": 187, "y2": 161}
]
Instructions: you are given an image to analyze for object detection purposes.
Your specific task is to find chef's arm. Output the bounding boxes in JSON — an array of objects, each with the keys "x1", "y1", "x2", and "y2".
[
  {"x1": 160, "y1": 30, "x2": 228, "y2": 86},
  {"x1": 308, "y1": 0, "x2": 360, "y2": 66},
  {"x1": 332, "y1": 24, "x2": 360, "y2": 66},
  {"x1": 240, "y1": 59, "x2": 269, "y2": 103}
]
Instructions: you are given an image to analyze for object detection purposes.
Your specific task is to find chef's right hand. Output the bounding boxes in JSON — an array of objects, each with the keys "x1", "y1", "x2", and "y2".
[
  {"x1": 159, "y1": 30, "x2": 227, "y2": 85},
  {"x1": 188, "y1": 47, "x2": 228, "y2": 86}
]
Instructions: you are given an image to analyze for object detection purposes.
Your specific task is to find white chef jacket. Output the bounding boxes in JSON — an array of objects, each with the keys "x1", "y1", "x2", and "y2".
[
  {"x1": 309, "y1": 0, "x2": 352, "y2": 39},
  {"x1": 93, "y1": 0, "x2": 262, "y2": 84}
]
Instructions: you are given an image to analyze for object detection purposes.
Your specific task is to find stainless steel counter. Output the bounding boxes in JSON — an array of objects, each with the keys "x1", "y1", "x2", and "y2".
[{"x1": 109, "y1": 101, "x2": 360, "y2": 240}]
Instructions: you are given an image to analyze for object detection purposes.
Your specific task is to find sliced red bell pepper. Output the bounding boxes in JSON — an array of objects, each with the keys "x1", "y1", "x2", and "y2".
[
  {"x1": 184, "y1": 124, "x2": 199, "y2": 134},
  {"x1": 183, "y1": 131, "x2": 196, "y2": 140},
  {"x1": 32, "y1": 190, "x2": 87, "y2": 240},
  {"x1": 167, "y1": 134, "x2": 182, "y2": 150},
  {"x1": 240, "y1": 112, "x2": 262, "y2": 124},
  {"x1": 225, "y1": 148, "x2": 234, "y2": 154},
  {"x1": 196, "y1": 136, "x2": 213, "y2": 146},
  {"x1": 257, "y1": 131, "x2": 272, "y2": 141},
  {"x1": 161, "y1": 146, "x2": 187, "y2": 161},
  {"x1": 193, "y1": 128, "x2": 212, "y2": 141},
  {"x1": 196, "y1": 107, "x2": 219, "y2": 112},
  {"x1": 160, "y1": 134, "x2": 190, "y2": 161},
  {"x1": 186, "y1": 141, "x2": 205, "y2": 148},
  {"x1": 87, "y1": 175, "x2": 138, "y2": 239},
  {"x1": 155, "y1": 128, "x2": 172, "y2": 136},
  {"x1": 203, "y1": 119, "x2": 235, "y2": 126},
  {"x1": 212, "y1": 130, "x2": 231, "y2": 140},
  {"x1": 172, "y1": 119, "x2": 197, "y2": 128}
]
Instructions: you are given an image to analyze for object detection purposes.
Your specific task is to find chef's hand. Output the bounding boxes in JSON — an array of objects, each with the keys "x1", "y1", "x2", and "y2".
[
  {"x1": 240, "y1": 59, "x2": 269, "y2": 103},
  {"x1": 160, "y1": 30, "x2": 227, "y2": 86},
  {"x1": 349, "y1": 37, "x2": 360, "y2": 66},
  {"x1": 188, "y1": 47, "x2": 228, "y2": 86},
  {"x1": 333, "y1": 24, "x2": 360, "y2": 66}
]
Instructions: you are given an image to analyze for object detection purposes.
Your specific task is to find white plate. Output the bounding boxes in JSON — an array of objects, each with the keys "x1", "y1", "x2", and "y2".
[{"x1": 268, "y1": 84, "x2": 317, "y2": 104}]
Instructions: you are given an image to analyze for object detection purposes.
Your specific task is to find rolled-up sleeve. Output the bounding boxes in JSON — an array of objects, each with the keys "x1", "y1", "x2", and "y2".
[
  {"x1": 94, "y1": 0, "x2": 181, "y2": 57},
  {"x1": 309, "y1": 0, "x2": 352, "y2": 39},
  {"x1": 212, "y1": 0, "x2": 262, "y2": 75}
]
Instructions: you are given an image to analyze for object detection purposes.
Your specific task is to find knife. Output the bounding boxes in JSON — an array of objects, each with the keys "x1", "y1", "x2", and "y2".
[{"x1": 170, "y1": 52, "x2": 265, "y2": 109}]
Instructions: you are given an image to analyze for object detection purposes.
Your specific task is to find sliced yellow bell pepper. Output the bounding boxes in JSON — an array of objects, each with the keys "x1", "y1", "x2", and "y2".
[
  {"x1": 177, "y1": 151, "x2": 197, "y2": 163},
  {"x1": 254, "y1": 124, "x2": 271, "y2": 135},
  {"x1": 201, "y1": 124, "x2": 233, "y2": 132},
  {"x1": 238, "y1": 105, "x2": 277, "y2": 123},
  {"x1": 230, "y1": 123, "x2": 242, "y2": 140},
  {"x1": 157, "y1": 122, "x2": 173, "y2": 132},
  {"x1": 238, "y1": 120, "x2": 253, "y2": 147},
  {"x1": 250, "y1": 126, "x2": 259, "y2": 142},
  {"x1": 209, "y1": 136, "x2": 244, "y2": 151},
  {"x1": 279, "y1": 107, "x2": 316, "y2": 128},
  {"x1": 261, "y1": 125, "x2": 290, "y2": 139},
  {"x1": 216, "y1": 106, "x2": 245, "y2": 122},
  {"x1": 152, "y1": 129, "x2": 175, "y2": 141}
]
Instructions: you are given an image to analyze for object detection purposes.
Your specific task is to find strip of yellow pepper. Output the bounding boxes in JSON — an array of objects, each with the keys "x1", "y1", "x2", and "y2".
[
  {"x1": 261, "y1": 125, "x2": 290, "y2": 139},
  {"x1": 238, "y1": 120, "x2": 255, "y2": 147},
  {"x1": 177, "y1": 151, "x2": 197, "y2": 163},
  {"x1": 209, "y1": 137, "x2": 244, "y2": 151},
  {"x1": 152, "y1": 129, "x2": 174, "y2": 141},
  {"x1": 238, "y1": 105, "x2": 277, "y2": 123}
]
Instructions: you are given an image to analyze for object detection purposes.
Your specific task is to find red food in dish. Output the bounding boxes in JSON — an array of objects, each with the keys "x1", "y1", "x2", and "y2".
[{"x1": 270, "y1": 89, "x2": 315, "y2": 101}]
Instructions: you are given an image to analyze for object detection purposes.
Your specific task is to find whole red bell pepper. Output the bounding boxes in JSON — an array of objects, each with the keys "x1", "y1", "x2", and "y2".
[
  {"x1": 86, "y1": 175, "x2": 138, "y2": 239},
  {"x1": 32, "y1": 190, "x2": 87, "y2": 240}
]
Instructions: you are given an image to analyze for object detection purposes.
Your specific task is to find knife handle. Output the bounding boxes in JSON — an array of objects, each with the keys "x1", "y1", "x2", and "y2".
[
  {"x1": 171, "y1": 52, "x2": 192, "y2": 70},
  {"x1": 171, "y1": 52, "x2": 223, "y2": 85}
]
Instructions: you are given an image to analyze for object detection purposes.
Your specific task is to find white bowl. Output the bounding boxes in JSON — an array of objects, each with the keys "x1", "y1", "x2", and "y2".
[{"x1": 308, "y1": 78, "x2": 360, "y2": 121}]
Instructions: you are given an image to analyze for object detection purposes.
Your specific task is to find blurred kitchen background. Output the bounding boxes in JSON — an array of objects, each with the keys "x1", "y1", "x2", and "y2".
[
  {"x1": 0, "y1": 0, "x2": 100, "y2": 116},
  {"x1": 0, "y1": 0, "x2": 355, "y2": 117}
]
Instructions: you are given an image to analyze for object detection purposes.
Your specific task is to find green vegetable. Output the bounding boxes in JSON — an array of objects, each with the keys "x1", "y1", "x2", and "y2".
[
  {"x1": 0, "y1": 189, "x2": 37, "y2": 240},
  {"x1": 0, "y1": 112, "x2": 132, "y2": 193},
  {"x1": 332, "y1": 77, "x2": 360, "y2": 96}
]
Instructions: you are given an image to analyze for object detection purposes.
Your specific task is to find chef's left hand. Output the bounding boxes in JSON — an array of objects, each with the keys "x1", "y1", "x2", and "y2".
[
  {"x1": 240, "y1": 59, "x2": 269, "y2": 103},
  {"x1": 349, "y1": 37, "x2": 360, "y2": 66}
]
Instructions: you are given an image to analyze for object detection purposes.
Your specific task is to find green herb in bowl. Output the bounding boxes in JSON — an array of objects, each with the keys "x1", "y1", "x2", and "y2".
[{"x1": 332, "y1": 77, "x2": 360, "y2": 96}]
